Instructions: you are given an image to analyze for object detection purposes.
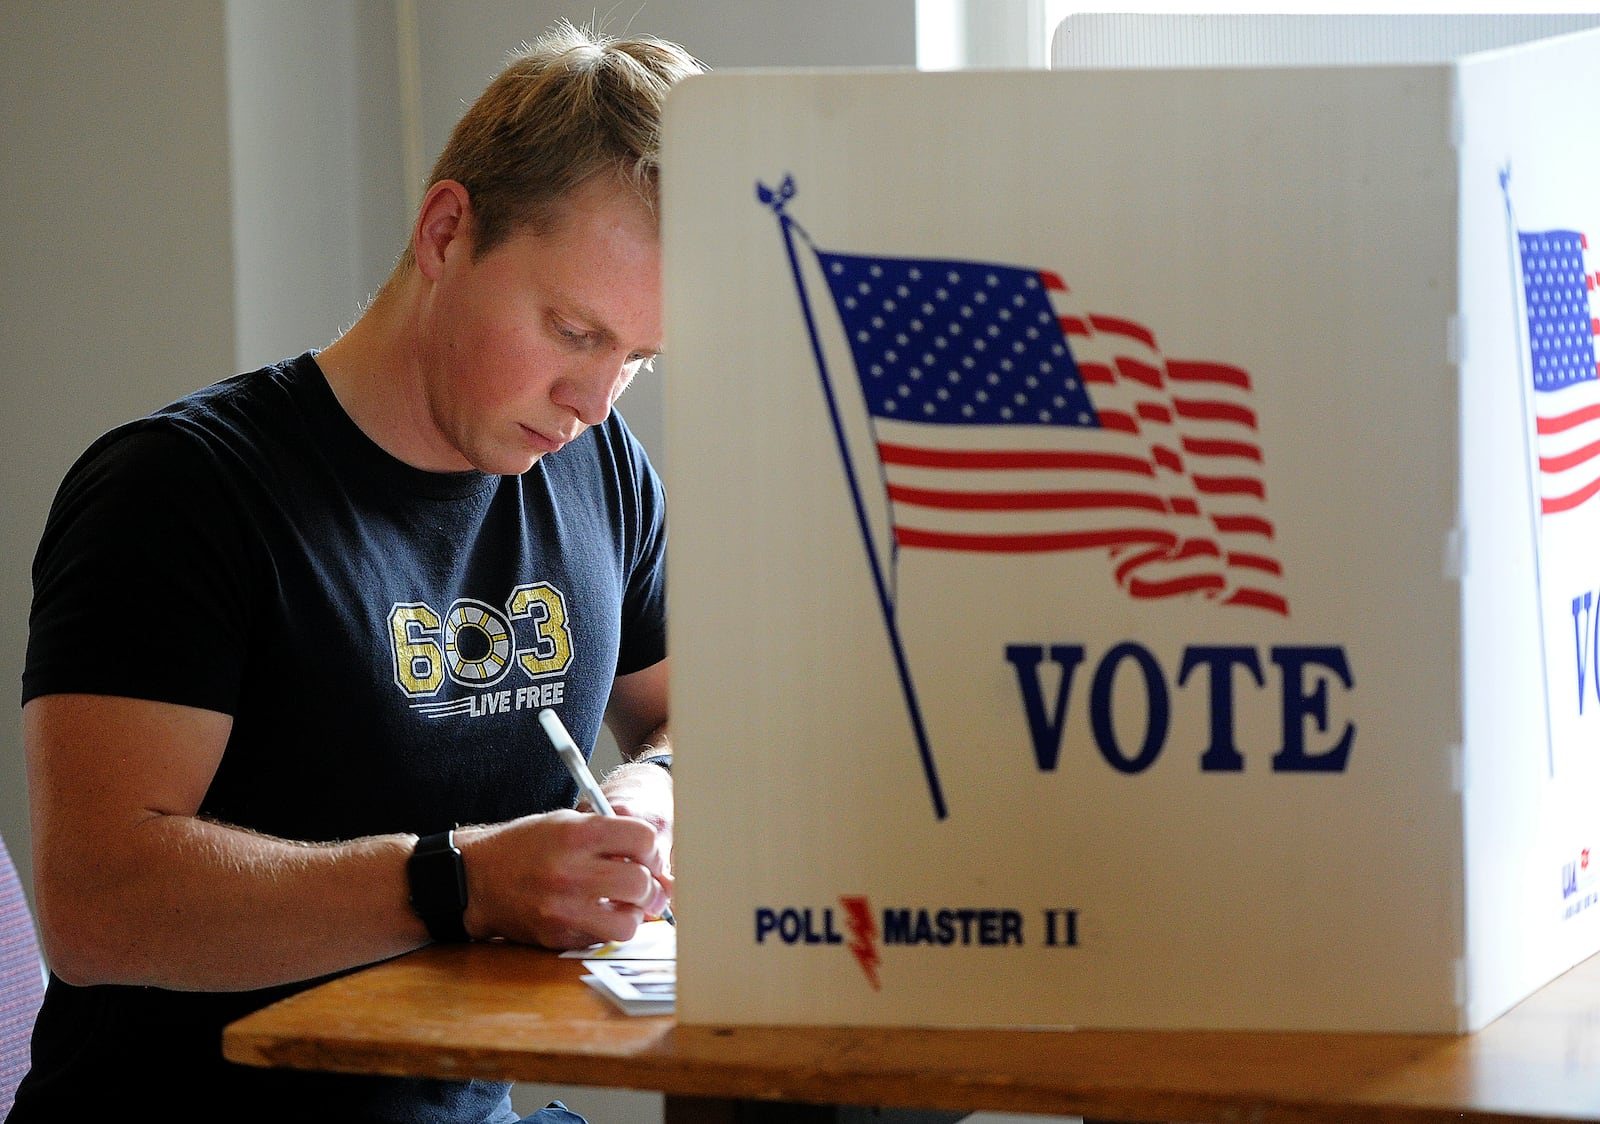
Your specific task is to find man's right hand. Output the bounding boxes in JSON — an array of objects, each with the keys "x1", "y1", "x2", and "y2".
[{"x1": 455, "y1": 809, "x2": 672, "y2": 949}]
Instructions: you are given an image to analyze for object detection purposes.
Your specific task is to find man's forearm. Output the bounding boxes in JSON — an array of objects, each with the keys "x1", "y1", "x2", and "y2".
[{"x1": 38, "y1": 813, "x2": 425, "y2": 992}]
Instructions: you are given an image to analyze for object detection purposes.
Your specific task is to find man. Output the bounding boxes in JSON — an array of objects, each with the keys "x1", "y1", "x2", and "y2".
[{"x1": 13, "y1": 21, "x2": 703, "y2": 1123}]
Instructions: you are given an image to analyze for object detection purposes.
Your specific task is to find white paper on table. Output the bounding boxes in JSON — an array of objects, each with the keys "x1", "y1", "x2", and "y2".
[{"x1": 558, "y1": 918, "x2": 677, "y2": 960}]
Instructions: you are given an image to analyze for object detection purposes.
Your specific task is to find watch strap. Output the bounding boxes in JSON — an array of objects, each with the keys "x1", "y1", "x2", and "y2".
[{"x1": 408, "y1": 829, "x2": 470, "y2": 943}]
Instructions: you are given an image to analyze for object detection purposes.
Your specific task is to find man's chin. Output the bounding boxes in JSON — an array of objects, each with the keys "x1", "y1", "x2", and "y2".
[
  {"x1": 490, "y1": 453, "x2": 543, "y2": 476},
  {"x1": 477, "y1": 439, "x2": 550, "y2": 476}
]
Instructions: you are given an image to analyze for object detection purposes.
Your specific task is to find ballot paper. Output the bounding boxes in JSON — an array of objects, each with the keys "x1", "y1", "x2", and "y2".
[
  {"x1": 581, "y1": 959, "x2": 676, "y2": 1016},
  {"x1": 559, "y1": 918, "x2": 676, "y2": 960}
]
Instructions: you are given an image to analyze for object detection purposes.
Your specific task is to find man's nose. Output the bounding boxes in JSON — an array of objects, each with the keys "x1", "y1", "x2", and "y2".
[{"x1": 556, "y1": 359, "x2": 632, "y2": 427}]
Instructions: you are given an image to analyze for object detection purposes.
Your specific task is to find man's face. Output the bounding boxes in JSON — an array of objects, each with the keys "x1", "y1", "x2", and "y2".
[{"x1": 417, "y1": 176, "x2": 663, "y2": 475}]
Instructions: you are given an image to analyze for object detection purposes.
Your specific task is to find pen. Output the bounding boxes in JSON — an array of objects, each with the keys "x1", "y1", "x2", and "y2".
[{"x1": 538, "y1": 707, "x2": 676, "y2": 926}]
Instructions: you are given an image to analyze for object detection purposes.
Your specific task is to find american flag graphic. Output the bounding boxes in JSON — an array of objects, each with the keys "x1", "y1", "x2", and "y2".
[
  {"x1": 813, "y1": 248, "x2": 1289, "y2": 615},
  {"x1": 763, "y1": 175, "x2": 1287, "y2": 817},
  {"x1": 1518, "y1": 228, "x2": 1600, "y2": 516}
]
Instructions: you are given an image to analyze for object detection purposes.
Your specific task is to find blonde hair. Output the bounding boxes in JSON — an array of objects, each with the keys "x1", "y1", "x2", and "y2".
[{"x1": 403, "y1": 20, "x2": 704, "y2": 267}]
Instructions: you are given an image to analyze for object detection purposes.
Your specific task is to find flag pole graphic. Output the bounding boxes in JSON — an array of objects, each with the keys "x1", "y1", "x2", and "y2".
[
  {"x1": 1500, "y1": 165, "x2": 1556, "y2": 778},
  {"x1": 760, "y1": 175, "x2": 948, "y2": 820}
]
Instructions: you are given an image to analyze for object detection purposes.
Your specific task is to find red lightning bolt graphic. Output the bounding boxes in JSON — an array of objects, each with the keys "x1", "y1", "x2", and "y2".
[{"x1": 839, "y1": 895, "x2": 881, "y2": 990}]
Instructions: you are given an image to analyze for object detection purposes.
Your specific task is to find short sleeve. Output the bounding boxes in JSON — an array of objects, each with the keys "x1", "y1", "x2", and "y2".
[
  {"x1": 23, "y1": 424, "x2": 260, "y2": 713},
  {"x1": 614, "y1": 424, "x2": 668, "y2": 678}
]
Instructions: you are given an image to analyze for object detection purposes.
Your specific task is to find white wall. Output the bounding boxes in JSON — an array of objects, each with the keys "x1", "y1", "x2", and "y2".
[
  {"x1": 226, "y1": 0, "x2": 372, "y2": 365},
  {"x1": 1, "y1": 0, "x2": 238, "y2": 904}
]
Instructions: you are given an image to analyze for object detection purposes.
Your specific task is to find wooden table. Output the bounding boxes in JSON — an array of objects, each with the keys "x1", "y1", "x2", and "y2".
[{"x1": 223, "y1": 942, "x2": 1600, "y2": 1123}]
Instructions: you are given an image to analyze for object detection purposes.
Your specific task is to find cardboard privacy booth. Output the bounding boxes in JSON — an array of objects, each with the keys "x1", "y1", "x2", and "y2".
[{"x1": 661, "y1": 16, "x2": 1600, "y2": 1032}]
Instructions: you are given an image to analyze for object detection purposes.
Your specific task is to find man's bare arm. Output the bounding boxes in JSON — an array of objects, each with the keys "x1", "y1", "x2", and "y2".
[
  {"x1": 26, "y1": 692, "x2": 672, "y2": 989},
  {"x1": 25, "y1": 693, "x2": 425, "y2": 990}
]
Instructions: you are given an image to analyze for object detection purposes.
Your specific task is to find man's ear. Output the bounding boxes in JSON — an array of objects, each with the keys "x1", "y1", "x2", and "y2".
[{"x1": 413, "y1": 180, "x2": 472, "y2": 280}]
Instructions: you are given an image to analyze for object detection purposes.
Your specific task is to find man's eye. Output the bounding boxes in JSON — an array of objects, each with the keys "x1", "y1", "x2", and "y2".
[{"x1": 553, "y1": 319, "x2": 591, "y2": 344}]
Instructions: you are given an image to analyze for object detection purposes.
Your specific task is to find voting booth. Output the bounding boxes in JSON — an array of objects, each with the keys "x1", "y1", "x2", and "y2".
[{"x1": 662, "y1": 15, "x2": 1600, "y2": 1033}]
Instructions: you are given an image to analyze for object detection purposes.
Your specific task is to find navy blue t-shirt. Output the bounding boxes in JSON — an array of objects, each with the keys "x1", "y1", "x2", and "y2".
[{"x1": 13, "y1": 353, "x2": 667, "y2": 1122}]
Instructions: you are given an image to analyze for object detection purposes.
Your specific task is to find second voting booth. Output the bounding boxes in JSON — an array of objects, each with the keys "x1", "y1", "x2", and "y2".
[{"x1": 662, "y1": 16, "x2": 1600, "y2": 1033}]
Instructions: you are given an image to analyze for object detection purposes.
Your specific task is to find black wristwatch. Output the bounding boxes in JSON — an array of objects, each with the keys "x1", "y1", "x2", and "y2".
[
  {"x1": 641, "y1": 753, "x2": 672, "y2": 773},
  {"x1": 408, "y1": 829, "x2": 470, "y2": 942}
]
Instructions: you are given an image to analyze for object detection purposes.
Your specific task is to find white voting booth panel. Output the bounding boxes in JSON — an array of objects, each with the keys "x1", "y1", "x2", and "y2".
[{"x1": 662, "y1": 18, "x2": 1600, "y2": 1032}]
